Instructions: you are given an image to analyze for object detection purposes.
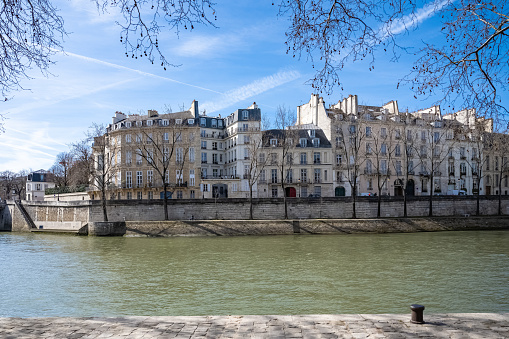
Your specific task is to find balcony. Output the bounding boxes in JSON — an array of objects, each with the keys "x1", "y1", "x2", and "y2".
[
  {"x1": 201, "y1": 160, "x2": 207, "y2": 164},
  {"x1": 313, "y1": 159, "x2": 321, "y2": 164}
]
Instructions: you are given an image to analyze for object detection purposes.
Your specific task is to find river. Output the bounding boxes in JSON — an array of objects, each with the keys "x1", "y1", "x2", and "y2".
[{"x1": 1, "y1": 230, "x2": 508, "y2": 317}]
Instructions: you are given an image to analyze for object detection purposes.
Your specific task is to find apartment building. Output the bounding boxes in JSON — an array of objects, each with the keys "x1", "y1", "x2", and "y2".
[
  {"x1": 297, "y1": 94, "x2": 497, "y2": 197},
  {"x1": 90, "y1": 94, "x2": 507, "y2": 200},
  {"x1": 26, "y1": 170, "x2": 55, "y2": 201}
]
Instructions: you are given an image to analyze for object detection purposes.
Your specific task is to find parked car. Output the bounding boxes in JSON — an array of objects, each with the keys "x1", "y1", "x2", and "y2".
[
  {"x1": 308, "y1": 194, "x2": 321, "y2": 198},
  {"x1": 360, "y1": 193, "x2": 373, "y2": 196}
]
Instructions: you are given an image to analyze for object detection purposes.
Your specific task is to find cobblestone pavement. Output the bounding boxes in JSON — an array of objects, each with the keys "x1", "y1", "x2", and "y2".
[{"x1": 0, "y1": 313, "x2": 508, "y2": 338}]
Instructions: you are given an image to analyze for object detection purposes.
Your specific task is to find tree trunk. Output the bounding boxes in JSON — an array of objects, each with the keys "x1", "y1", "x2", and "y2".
[
  {"x1": 101, "y1": 187, "x2": 108, "y2": 222},
  {"x1": 428, "y1": 175, "x2": 433, "y2": 217},
  {"x1": 249, "y1": 186, "x2": 254, "y2": 220},
  {"x1": 352, "y1": 184, "x2": 357, "y2": 219},
  {"x1": 476, "y1": 191, "x2": 480, "y2": 216},
  {"x1": 163, "y1": 183, "x2": 169, "y2": 220},
  {"x1": 498, "y1": 190, "x2": 502, "y2": 216},
  {"x1": 377, "y1": 193, "x2": 381, "y2": 218},
  {"x1": 403, "y1": 190, "x2": 408, "y2": 217}
]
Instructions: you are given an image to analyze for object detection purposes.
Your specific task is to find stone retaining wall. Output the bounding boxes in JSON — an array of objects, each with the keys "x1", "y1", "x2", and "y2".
[
  {"x1": 2, "y1": 196, "x2": 509, "y2": 233},
  {"x1": 124, "y1": 216, "x2": 509, "y2": 237}
]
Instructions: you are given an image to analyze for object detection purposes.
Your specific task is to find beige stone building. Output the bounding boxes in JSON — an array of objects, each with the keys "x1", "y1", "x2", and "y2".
[{"x1": 90, "y1": 94, "x2": 507, "y2": 200}]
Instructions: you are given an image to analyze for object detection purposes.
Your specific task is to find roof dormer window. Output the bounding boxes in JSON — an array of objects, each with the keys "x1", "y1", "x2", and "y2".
[
  {"x1": 270, "y1": 139, "x2": 278, "y2": 147},
  {"x1": 242, "y1": 110, "x2": 249, "y2": 120},
  {"x1": 312, "y1": 138, "x2": 320, "y2": 147},
  {"x1": 147, "y1": 120, "x2": 153, "y2": 126},
  {"x1": 309, "y1": 129, "x2": 316, "y2": 137},
  {"x1": 300, "y1": 138, "x2": 307, "y2": 147}
]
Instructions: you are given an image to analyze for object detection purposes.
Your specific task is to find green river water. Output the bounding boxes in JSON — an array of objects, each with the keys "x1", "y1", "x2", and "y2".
[{"x1": 1, "y1": 230, "x2": 508, "y2": 317}]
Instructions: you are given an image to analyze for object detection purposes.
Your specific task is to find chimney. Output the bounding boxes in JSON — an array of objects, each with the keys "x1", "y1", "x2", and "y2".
[{"x1": 190, "y1": 100, "x2": 199, "y2": 119}]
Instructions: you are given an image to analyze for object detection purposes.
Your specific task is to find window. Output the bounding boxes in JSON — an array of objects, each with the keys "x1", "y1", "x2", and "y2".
[
  {"x1": 270, "y1": 153, "x2": 277, "y2": 164},
  {"x1": 260, "y1": 170, "x2": 266, "y2": 183},
  {"x1": 395, "y1": 129, "x2": 401, "y2": 139},
  {"x1": 366, "y1": 143, "x2": 372, "y2": 154},
  {"x1": 408, "y1": 160, "x2": 414, "y2": 174},
  {"x1": 365, "y1": 126, "x2": 372, "y2": 137},
  {"x1": 147, "y1": 120, "x2": 153, "y2": 126},
  {"x1": 190, "y1": 190, "x2": 195, "y2": 199},
  {"x1": 259, "y1": 153, "x2": 266, "y2": 163},
  {"x1": 324, "y1": 170, "x2": 328, "y2": 181},
  {"x1": 127, "y1": 192, "x2": 132, "y2": 200},
  {"x1": 201, "y1": 141, "x2": 207, "y2": 149},
  {"x1": 270, "y1": 139, "x2": 277, "y2": 146},
  {"x1": 314, "y1": 152, "x2": 321, "y2": 164},
  {"x1": 486, "y1": 156, "x2": 490, "y2": 170},
  {"x1": 136, "y1": 171, "x2": 143, "y2": 187},
  {"x1": 314, "y1": 169, "x2": 321, "y2": 183},
  {"x1": 243, "y1": 110, "x2": 249, "y2": 120},
  {"x1": 200, "y1": 118, "x2": 206, "y2": 126},
  {"x1": 286, "y1": 169, "x2": 293, "y2": 183},
  {"x1": 189, "y1": 170, "x2": 195, "y2": 186},
  {"x1": 300, "y1": 138, "x2": 307, "y2": 147},
  {"x1": 189, "y1": 147, "x2": 195, "y2": 162},
  {"x1": 136, "y1": 120, "x2": 142, "y2": 127},
  {"x1": 244, "y1": 135, "x2": 250, "y2": 144},
  {"x1": 349, "y1": 125, "x2": 356, "y2": 134},
  {"x1": 460, "y1": 162, "x2": 467, "y2": 175},
  {"x1": 301, "y1": 187, "x2": 307, "y2": 197},
  {"x1": 309, "y1": 129, "x2": 316, "y2": 137},
  {"x1": 271, "y1": 187, "x2": 278, "y2": 197},
  {"x1": 126, "y1": 171, "x2": 132, "y2": 188},
  {"x1": 407, "y1": 130, "x2": 412, "y2": 141},
  {"x1": 213, "y1": 153, "x2": 218, "y2": 164},
  {"x1": 176, "y1": 191, "x2": 183, "y2": 199},
  {"x1": 201, "y1": 153, "x2": 207, "y2": 163},
  {"x1": 126, "y1": 134, "x2": 131, "y2": 143},
  {"x1": 176, "y1": 170, "x2": 183, "y2": 184},
  {"x1": 147, "y1": 149, "x2": 154, "y2": 164},
  {"x1": 212, "y1": 142, "x2": 218, "y2": 150},
  {"x1": 395, "y1": 144, "x2": 401, "y2": 156},
  {"x1": 421, "y1": 131, "x2": 426, "y2": 141},
  {"x1": 211, "y1": 119, "x2": 217, "y2": 128},
  {"x1": 271, "y1": 169, "x2": 278, "y2": 183},
  {"x1": 137, "y1": 191, "x2": 142, "y2": 200},
  {"x1": 126, "y1": 151, "x2": 132, "y2": 164},
  {"x1": 312, "y1": 138, "x2": 320, "y2": 147},
  {"x1": 396, "y1": 161, "x2": 402, "y2": 176},
  {"x1": 381, "y1": 128, "x2": 387, "y2": 138},
  {"x1": 148, "y1": 191, "x2": 153, "y2": 200},
  {"x1": 300, "y1": 152, "x2": 307, "y2": 164},
  {"x1": 188, "y1": 119, "x2": 195, "y2": 125},
  {"x1": 126, "y1": 122, "x2": 131, "y2": 128},
  {"x1": 136, "y1": 133, "x2": 142, "y2": 143},
  {"x1": 301, "y1": 169, "x2": 308, "y2": 183},
  {"x1": 147, "y1": 170, "x2": 153, "y2": 185},
  {"x1": 176, "y1": 148, "x2": 183, "y2": 163},
  {"x1": 136, "y1": 150, "x2": 142, "y2": 165},
  {"x1": 381, "y1": 143, "x2": 387, "y2": 155},
  {"x1": 336, "y1": 154, "x2": 342, "y2": 165},
  {"x1": 162, "y1": 119, "x2": 169, "y2": 126},
  {"x1": 434, "y1": 132, "x2": 440, "y2": 143},
  {"x1": 381, "y1": 160, "x2": 387, "y2": 174}
]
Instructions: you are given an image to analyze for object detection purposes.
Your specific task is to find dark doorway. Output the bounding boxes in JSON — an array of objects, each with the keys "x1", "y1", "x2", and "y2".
[
  {"x1": 285, "y1": 187, "x2": 297, "y2": 197},
  {"x1": 394, "y1": 179, "x2": 404, "y2": 196},
  {"x1": 405, "y1": 179, "x2": 415, "y2": 196},
  {"x1": 335, "y1": 186, "x2": 346, "y2": 197},
  {"x1": 486, "y1": 186, "x2": 491, "y2": 195},
  {"x1": 212, "y1": 184, "x2": 228, "y2": 198}
]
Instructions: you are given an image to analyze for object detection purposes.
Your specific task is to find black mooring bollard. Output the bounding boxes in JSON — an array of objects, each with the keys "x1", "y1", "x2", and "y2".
[{"x1": 410, "y1": 304, "x2": 425, "y2": 324}]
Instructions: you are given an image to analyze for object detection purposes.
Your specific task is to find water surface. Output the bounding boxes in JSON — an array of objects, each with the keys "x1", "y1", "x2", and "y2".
[{"x1": 1, "y1": 230, "x2": 508, "y2": 316}]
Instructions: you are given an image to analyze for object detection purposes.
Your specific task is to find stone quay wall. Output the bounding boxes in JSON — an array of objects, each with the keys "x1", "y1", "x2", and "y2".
[
  {"x1": 123, "y1": 216, "x2": 509, "y2": 237},
  {"x1": 90, "y1": 195, "x2": 509, "y2": 222},
  {"x1": 2, "y1": 196, "x2": 509, "y2": 234}
]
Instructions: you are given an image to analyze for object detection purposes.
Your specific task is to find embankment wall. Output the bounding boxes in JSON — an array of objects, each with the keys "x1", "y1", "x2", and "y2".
[{"x1": 2, "y1": 196, "x2": 509, "y2": 233}]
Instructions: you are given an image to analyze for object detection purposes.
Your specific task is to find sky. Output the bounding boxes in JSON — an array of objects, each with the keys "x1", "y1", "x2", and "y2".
[{"x1": 0, "y1": 0, "x2": 505, "y2": 172}]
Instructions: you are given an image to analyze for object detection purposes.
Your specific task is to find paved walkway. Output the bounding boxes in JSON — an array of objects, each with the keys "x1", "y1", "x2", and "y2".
[{"x1": 1, "y1": 313, "x2": 508, "y2": 338}]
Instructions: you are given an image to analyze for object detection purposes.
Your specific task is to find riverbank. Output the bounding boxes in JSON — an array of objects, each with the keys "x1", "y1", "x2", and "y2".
[
  {"x1": 1, "y1": 313, "x2": 508, "y2": 338},
  {"x1": 110, "y1": 216, "x2": 509, "y2": 237}
]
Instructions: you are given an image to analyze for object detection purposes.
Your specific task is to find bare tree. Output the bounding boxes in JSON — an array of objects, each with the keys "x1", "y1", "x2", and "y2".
[
  {"x1": 0, "y1": 170, "x2": 26, "y2": 200},
  {"x1": 131, "y1": 120, "x2": 191, "y2": 220},
  {"x1": 0, "y1": 0, "x2": 216, "y2": 103},
  {"x1": 245, "y1": 134, "x2": 269, "y2": 220},
  {"x1": 370, "y1": 119, "x2": 396, "y2": 217},
  {"x1": 490, "y1": 132, "x2": 509, "y2": 215},
  {"x1": 89, "y1": 123, "x2": 119, "y2": 221},
  {"x1": 280, "y1": 1, "x2": 508, "y2": 117},
  {"x1": 70, "y1": 138, "x2": 93, "y2": 186},
  {"x1": 338, "y1": 117, "x2": 367, "y2": 218},
  {"x1": 273, "y1": 105, "x2": 297, "y2": 219},
  {"x1": 49, "y1": 152, "x2": 74, "y2": 187}
]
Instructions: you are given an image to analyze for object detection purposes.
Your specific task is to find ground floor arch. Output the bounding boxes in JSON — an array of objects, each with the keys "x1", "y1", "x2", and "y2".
[{"x1": 335, "y1": 186, "x2": 346, "y2": 197}]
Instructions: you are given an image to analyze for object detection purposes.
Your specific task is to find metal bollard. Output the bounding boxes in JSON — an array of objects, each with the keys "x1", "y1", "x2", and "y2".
[{"x1": 410, "y1": 304, "x2": 425, "y2": 324}]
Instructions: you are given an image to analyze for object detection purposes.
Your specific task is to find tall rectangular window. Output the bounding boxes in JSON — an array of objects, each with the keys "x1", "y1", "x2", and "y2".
[
  {"x1": 271, "y1": 169, "x2": 278, "y2": 183},
  {"x1": 301, "y1": 169, "x2": 308, "y2": 183},
  {"x1": 189, "y1": 147, "x2": 195, "y2": 162},
  {"x1": 126, "y1": 171, "x2": 132, "y2": 188},
  {"x1": 136, "y1": 171, "x2": 143, "y2": 187},
  {"x1": 147, "y1": 170, "x2": 153, "y2": 185}
]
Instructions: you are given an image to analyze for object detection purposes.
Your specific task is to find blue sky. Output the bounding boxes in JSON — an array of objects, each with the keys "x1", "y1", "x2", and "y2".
[{"x1": 0, "y1": 0, "x2": 501, "y2": 172}]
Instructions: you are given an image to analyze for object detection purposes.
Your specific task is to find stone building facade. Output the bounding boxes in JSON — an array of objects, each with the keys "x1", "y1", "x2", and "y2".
[{"x1": 90, "y1": 94, "x2": 507, "y2": 200}]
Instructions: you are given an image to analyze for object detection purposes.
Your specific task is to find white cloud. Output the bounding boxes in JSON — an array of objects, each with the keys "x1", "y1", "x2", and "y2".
[
  {"x1": 382, "y1": 0, "x2": 451, "y2": 38},
  {"x1": 61, "y1": 50, "x2": 223, "y2": 94},
  {"x1": 201, "y1": 70, "x2": 301, "y2": 113}
]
